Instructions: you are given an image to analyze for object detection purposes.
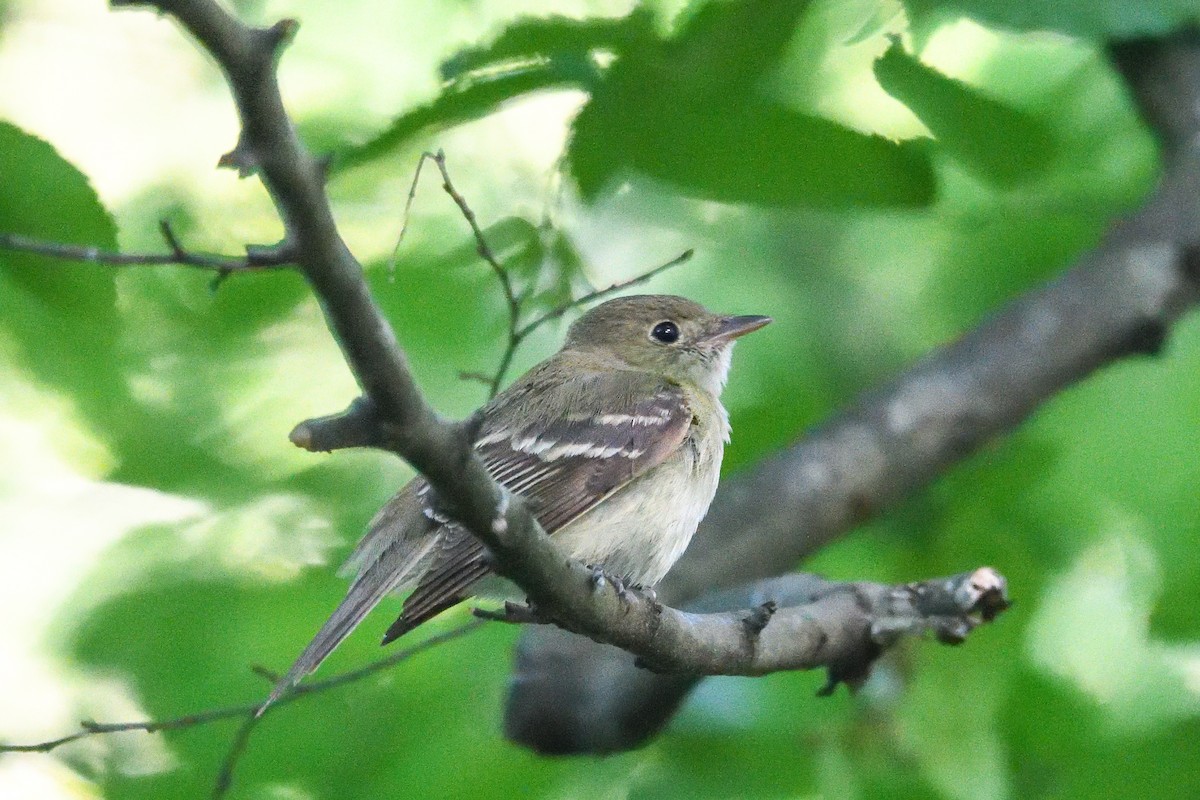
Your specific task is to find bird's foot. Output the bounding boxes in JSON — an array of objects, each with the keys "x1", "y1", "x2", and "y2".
[
  {"x1": 586, "y1": 564, "x2": 630, "y2": 601},
  {"x1": 586, "y1": 566, "x2": 661, "y2": 610},
  {"x1": 472, "y1": 600, "x2": 542, "y2": 625},
  {"x1": 630, "y1": 583, "x2": 658, "y2": 604}
]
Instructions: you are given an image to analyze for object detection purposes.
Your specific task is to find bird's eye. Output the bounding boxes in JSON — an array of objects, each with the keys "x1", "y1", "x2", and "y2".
[{"x1": 650, "y1": 320, "x2": 680, "y2": 343}]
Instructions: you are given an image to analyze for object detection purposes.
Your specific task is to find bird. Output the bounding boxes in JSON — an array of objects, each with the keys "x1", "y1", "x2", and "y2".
[{"x1": 263, "y1": 294, "x2": 769, "y2": 709}]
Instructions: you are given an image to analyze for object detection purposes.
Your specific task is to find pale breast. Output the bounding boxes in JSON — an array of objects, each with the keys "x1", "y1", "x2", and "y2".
[{"x1": 553, "y1": 395, "x2": 727, "y2": 587}]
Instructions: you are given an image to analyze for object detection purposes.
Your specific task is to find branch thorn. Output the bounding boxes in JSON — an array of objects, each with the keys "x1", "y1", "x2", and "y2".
[{"x1": 742, "y1": 600, "x2": 777, "y2": 636}]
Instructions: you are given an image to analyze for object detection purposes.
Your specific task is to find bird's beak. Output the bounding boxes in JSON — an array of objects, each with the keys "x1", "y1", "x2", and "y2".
[{"x1": 704, "y1": 314, "x2": 772, "y2": 343}]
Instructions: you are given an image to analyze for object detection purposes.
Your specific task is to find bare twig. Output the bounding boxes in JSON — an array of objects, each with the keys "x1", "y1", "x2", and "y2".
[
  {"x1": 427, "y1": 150, "x2": 520, "y2": 324},
  {"x1": 458, "y1": 370, "x2": 496, "y2": 386},
  {"x1": 0, "y1": 223, "x2": 294, "y2": 274},
  {"x1": 388, "y1": 150, "x2": 438, "y2": 280},
  {"x1": 212, "y1": 714, "x2": 259, "y2": 800},
  {"x1": 516, "y1": 247, "x2": 694, "y2": 338},
  {"x1": 487, "y1": 247, "x2": 694, "y2": 396},
  {"x1": 388, "y1": 150, "x2": 520, "y2": 397},
  {"x1": 390, "y1": 151, "x2": 692, "y2": 397},
  {"x1": 388, "y1": 148, "x2": 694, "y2": 398},
  {"x1": 0, "y1": 620, "x2": 484, "y2": 757}
]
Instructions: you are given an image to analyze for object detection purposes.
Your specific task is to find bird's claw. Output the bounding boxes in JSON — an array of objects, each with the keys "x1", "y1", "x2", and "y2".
[
  {"x1": 472, "y1": 600, "x2": 541, "y2": 625},
  {"x1": 586, "y1": 563, "x2": 607, "y2": 592},
  {"x1": 743, "y1": 600, "x2": 778, "y2": 636},
  {"x1": 586, "y1": 564, "x2": 630, "y2": 602},
  {"x1": 631, "y1": 583, "x2": 658, "y2": 604},
  {"x1": 584, "y1": 565, "x2": 662, "y2": 610}
]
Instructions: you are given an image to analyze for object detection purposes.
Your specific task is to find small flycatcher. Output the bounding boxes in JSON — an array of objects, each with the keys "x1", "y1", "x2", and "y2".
[{"x1": 269, "y1": 294, "x2": 769, "y2": 702}]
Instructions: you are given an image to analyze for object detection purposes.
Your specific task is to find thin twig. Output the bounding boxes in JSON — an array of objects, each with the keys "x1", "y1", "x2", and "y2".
[
  {"x1": 212, "y1": 713, "x2": 259, "y2": 800},
  {"x1": 387, "y1": 151, "x2": 437, "y2": 281},
  {"x1": 0, "y1": 620, "x2": 484, "y2": 756},
  {"x1": 516, "y1": 248, "x2": 694, "y2": 339},
  {"x1": 423, "y1": 150, "x2": 523, "y2": 397},
  {"x1": 458, "y1": 370, "x2": 495, "y2": 386},
  {"x1": 0, "y1": 223, "x2": 293, "y2": 273},
  {"x1": 484, "y1": 247, "x2": 695, "y2": 395},
  {"x1": 389, "y1": 151, "x2": 692, "y2": 398},
  {"x1": 249, "y1": 664, "x2": 280, "y2": 684},
  {"x1": 386, "y1": 150, "x2": 520, "y2": 397},
  {"x1": 429, "y1": 151, "x2": 521, "y2": 323}
]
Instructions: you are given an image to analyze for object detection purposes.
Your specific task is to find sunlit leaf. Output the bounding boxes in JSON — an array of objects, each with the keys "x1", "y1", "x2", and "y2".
[
  {"x1": 439, "y1": 10, "x2": 656, "y2": 82},
  {"x1": 0, "y1": 121, "x2": 124, "y2": 437},
  {"x1": 874, "y1": 38, "x2": 1056, "y2": 185},
  {"x1": 332, "y1": 68, "x2": 584, "y2": 174}
]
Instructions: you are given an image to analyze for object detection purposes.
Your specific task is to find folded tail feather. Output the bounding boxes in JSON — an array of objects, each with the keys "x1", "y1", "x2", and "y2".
[
  {"x1": 258, "y1": 533, "x2": 437, "y2": 714},
  {"x1": 382, "y1": 538, "x2": 490, "y2": 644}
]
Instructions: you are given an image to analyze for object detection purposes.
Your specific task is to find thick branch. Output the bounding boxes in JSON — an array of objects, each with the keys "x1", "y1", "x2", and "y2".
[
  {"x1": 503, "y1": 32, "x2": 1200, "y2": 753},
  {"x1": 129, "y1": 0, "x2": 525, "y2": 569}
]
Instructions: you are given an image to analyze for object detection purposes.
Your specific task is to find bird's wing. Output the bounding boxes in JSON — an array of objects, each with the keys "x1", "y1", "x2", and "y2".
[
  {"x1": 263, "y1": 371, "x2": 693, "y2": 708},
  {"x1": 478, "y1": 373, "x2": 693, "y2": 531},
  {"x1": 338, "y1": 479, "x2": 440, "y2": 585},
  {"x1": 387, "y1": 370, "x2": 694, "y2": 640}
]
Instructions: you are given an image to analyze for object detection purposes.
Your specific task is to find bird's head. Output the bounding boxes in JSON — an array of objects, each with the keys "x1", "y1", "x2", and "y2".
[{"x1": 564, "y1": 294, "x2": 771, "y2": 394}]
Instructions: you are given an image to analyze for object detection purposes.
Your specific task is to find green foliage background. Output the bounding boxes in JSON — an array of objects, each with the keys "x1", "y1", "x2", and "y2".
[{"x1": 2, "y1": 0, "x2": 1199, "y2": 798}]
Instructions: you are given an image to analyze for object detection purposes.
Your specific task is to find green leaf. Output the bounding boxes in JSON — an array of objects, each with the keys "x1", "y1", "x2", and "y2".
[
  {"x1": 332, "y1": 67, "x2": 583, "y2": 175},
  {"x1": 901, "y1": 0, "x2": 1200, "y2": 39},
  {"x1": 0, "y1": 121, "x2": 125, "y2": 436},
  {"x1": 439, "y1": 10, "x2": 656, "y2": 82},
  {"x1": 874, "y1": 38, "x2": 1056, "y2": 185},
  {"x1": 667, "y1": 0, "x2": 816, "y2": 97},
  {"x1": 570, "y1": 90, "x2": 935, "y2": 207}
]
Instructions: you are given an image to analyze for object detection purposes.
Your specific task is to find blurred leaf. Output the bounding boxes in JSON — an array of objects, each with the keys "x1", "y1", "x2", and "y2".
[
  {"x1": 1026, "y1": 534, "x2": 1200, "y2": 733},
  {"x1": 901, "y1": 0, "x2": 1200, "y2": 39},
  {"x1": 339, "y1": 0, "x2": 937, "y2": 207},
  {"x1": 844, "y1": 1, "x2": 906, "y2": 46},
  {"x1": 439, "y1": 9, "x2": 656, "y2": 82},
  {"x1": 570, "y1": 88, "x2": 935, "y2": 206},
  {"x1": 68, "y1": 550, "x2": 605, "y2": 800},
  {"x1": 332, "y1": 67, "x2": 583, "y2": 174},
  {"x1": 0, "y1": 121, "x2": 126, "y2": 437},
  {"x1": 874, "y1": 38, "x2": 1056, "y2": 185},
  {"x1": 667, "y1": 0, "x2": 815, "y2": 96},
  {"x1": 567, "y1": 0, "x2": 935, "y2": 207},
  {"x1": 1002, "y1": 668, "x2": 1200, "y2": 799}
]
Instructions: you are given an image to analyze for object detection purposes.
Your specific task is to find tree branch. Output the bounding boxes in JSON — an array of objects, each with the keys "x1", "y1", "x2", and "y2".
[
  {"x1": 0, "y1": 221, "x2": 294, "y2": 278},
  {"x1": 0, "y1": 620, "x2": 482, "y2": 755},
  {"x1": 105, "y1": 0, "x2": 999, "y2": 738},
  {"x1": 502, "y1": 31, "x2": 1200, "y2": 754}
]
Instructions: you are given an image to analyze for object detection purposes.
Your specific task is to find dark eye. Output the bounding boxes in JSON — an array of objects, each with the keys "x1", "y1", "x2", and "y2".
[{"x1": 650, "y1": 320, "x2": 679, "y2": 343}]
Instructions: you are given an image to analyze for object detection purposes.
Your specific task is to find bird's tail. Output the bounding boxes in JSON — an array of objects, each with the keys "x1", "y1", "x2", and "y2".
[
  {"x1": 257, "y1": 535, "x2": 437, "y2": 716},
  {"x1": 381, "y1": 535, "x2": 491, "y2": 644}
]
